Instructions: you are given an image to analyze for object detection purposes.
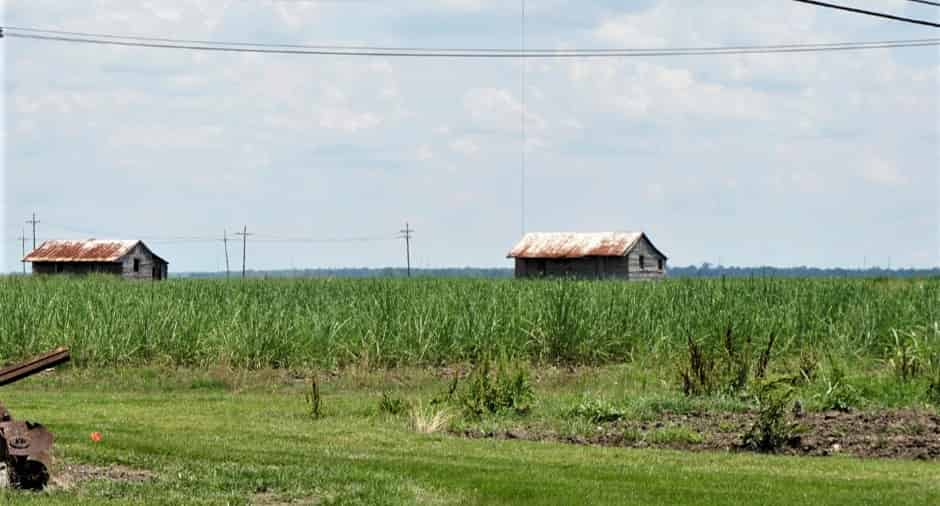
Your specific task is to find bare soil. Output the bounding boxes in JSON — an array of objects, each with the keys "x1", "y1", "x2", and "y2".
[
  {"x1": 459, "y1": 409, "x2": 940, "y2": 460},
  {"x1": 49, "y1": 463, "x2": 155, "y2": 490}
]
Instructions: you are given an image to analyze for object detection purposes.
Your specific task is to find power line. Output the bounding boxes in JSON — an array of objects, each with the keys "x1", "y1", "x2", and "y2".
[
  {"x1": 906, "y1": 1, "x2": 940, "y2": 7},
  {"x1": 8, "y1": 25, "x2": 939, "y2": 53},
  {"x1": 791, "y1": 0, "x2": 940, "y2": 28},
  {"x1": 4, "y1": 30, "x2": 939, "y2": 57}
]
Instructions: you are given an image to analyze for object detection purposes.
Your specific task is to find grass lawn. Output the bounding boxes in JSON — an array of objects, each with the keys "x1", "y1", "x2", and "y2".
[{"x1": 0, "y1": 368, "x2": 937, "y2": 505}]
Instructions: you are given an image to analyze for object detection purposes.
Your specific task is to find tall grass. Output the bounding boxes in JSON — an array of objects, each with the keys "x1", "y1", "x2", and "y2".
[{"x1": 0, "y1": 275, "x2": 936, "y2": 369}]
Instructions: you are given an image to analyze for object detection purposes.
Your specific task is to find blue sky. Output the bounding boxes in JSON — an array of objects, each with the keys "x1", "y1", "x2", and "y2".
[{"x1": 2, "y1": 0, "x2": 938, "y2": 272}]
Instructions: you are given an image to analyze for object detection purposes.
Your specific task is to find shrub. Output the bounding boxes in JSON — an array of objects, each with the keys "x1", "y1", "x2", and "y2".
[
  {"x1": 815, "y1": 356, "x2": 863, "y2": 412},
  {"x1": 741, "y1": 376, "x2": 803, "y2": 453},
  {"x1": 460, "y1": 356, "x2": 534, "y2": 417}
]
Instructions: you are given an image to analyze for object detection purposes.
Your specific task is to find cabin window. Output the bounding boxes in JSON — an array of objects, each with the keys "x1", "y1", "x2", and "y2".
[
  {"x1": 639, "y1": 255, "x2": 646, "y2": 269},
  {"x1": 658, "y1": 258, "x2": 664, "y2": 271},
  {"x1": 133, "y1": 258, "x2": 140, "y2": 272}
]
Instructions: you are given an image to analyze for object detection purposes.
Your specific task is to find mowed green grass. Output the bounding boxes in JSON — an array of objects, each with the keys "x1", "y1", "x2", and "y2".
[
  {"x1": 1, "y1": 276, "x2": 936, "y2": 368},
  {"x1": 1, "y1": 371, "x2": 937, "y2": 506}
]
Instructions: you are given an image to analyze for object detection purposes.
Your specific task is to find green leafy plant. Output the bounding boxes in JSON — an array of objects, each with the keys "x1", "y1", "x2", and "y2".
[
  {"x1": 741, "y1": 376, "x2": 803, "y2": 453},
  {"x1": 815, "y1": 356, "x2": 863, "y2": 412},
  {"x1": 796, "y1": 346, "x2": 819, "y2": 384},
  {"x1": 886, "y1": 329, "x2": 925, "y2": 382},
  {"x1": 460, "y1": 356, "x2": 534, "y2": 417},
  {"x1": 379, "y1": 391, "x2": 406, "y2": 416},
  {"x1": 567, "y1": 398, "x2": 625, "y2": 424}
]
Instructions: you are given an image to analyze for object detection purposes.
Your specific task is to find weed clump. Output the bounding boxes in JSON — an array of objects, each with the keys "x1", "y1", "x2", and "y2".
[
  {"x1": 409, "y1": 401, "x2": 452, "y2": 434},
  {"x1": 679, "y1": 328, "x2": 777, "y2": 397},
  {"x1": 741, "y1": 376, "x2": 804, "y2": 453},
  {"x1": 926, "y1": 365, "x2": 940, "y2": 406},
  {"x1": 379, "y1": 391, "x2": 406, "y2": 416},
  {"x1": 814, "y1": 356, "x2": 863, "y2": 412},
  {"x1": 459, "y1": 356, "x2": 534, "y2": 417},
  {"x1": 567, "y1": 398, "x2": 626, "y2": 424},
  {"x1": 305, "y1": 374, "x2": 322, "y2": 419},
  {"x1": 886, "y1": 329, "x2": 927, "y2": 382}
]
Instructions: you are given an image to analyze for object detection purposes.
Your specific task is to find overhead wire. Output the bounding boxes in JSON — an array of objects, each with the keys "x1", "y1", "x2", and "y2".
[
  {"x1": 2, "y1": 28, "x2": 939, "y2": 57},
  {"x1": 5, "y1": 25, "x2": 939, "y2": 53},
  {"x1": 791, "y1": 0, "x2": 940, "y2": 27},
  {"x1": 905, "y1": 0, "x2": 940, "y2": 7}
]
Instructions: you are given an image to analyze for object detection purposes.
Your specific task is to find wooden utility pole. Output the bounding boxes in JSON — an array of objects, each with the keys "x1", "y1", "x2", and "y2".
[
  {"x1": 25, "y1": 213, "x2": 40, "y2": 250},
  {"x1": 19, "y1": 229, "x2": 28, "y2": 274},
  {"x1": 235, "y1": 226, "x2": 253, "y2": 279},
  {"x1": 223, "y1": 229, "x2": 231, "y2": 279},
  {"x1": 399, "y1": 222, "x2": 414, "y2": 277}
]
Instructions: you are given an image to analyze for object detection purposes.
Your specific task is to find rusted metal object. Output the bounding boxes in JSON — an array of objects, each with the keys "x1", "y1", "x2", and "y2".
[
  {"x1": 0, "y1": 347, "x2": 70, "y2": 490},
  {"x1": 508, "y1": 232, "x2": 644, "y2": 259},
  {"x1": 23, "y1": 240, "x2": 140, "y2": 263}
]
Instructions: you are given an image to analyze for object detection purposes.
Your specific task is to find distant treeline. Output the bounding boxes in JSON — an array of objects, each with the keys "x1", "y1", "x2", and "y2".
[{"x1": 176, "y1": 264, "x2": 940, "y2": 279}]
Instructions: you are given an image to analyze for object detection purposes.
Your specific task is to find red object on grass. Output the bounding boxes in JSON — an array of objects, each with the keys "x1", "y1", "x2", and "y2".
[{"x1": 90, "y1": 431, "x2": 102, "y2": 443}]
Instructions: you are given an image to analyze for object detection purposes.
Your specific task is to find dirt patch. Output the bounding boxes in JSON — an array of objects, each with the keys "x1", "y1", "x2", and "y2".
[
  {"x1": 252, "y1": 491, "x2": 321, "y2": 505},
  {"x1": 49, "y1": 463, "x2": 156, "y2": 490},
  {"x1": 459, "y1": 409, "x2": 940, "y2": 460}
]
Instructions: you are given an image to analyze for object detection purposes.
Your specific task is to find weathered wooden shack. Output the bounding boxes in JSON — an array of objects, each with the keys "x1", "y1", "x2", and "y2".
[
  {"x1": 24, "y1": 240, "x2": 169, "y2": 281},
  {"x1": 508, "y1": 232, "x2": 667, "y2": 280}
]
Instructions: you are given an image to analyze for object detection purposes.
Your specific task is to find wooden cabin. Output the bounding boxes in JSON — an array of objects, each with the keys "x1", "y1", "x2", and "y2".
[
  {"x1": 24, "y1": 240, "x2": 169, "y2": 281},
  {"x1": 508, "y1": 232, "x2": 667, "y2": 280}
]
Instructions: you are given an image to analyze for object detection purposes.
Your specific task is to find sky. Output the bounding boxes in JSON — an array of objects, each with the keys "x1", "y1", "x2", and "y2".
[{"x1": 2, "y1": 0, "x2": 939, "y2": 272}]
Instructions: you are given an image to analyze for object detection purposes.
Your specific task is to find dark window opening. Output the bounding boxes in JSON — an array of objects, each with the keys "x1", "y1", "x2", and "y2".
[
  {"x1": 658, "y1": 258, "x2": 664, "y2": 271},
  {"x1": 55, "y1": 264, "x2": 64, "y2": 273},
  {"x1": 133, "y1": 258, "x2": 140, "y2": 272},
  {"x1": 639, "y1": 255, "x2": 646, "y2": 269}
]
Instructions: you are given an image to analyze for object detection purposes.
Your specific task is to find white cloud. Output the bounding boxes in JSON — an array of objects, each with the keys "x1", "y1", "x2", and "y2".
[
  {"x1": 862, "y1": 158, "x2": 908, "y2": 186},
  {"x1": 416, "y1": 144, "x2": 434, "y2": 161},
  {"x1": 450, "y1": 136, "x2": 480, "y2": 157},
  {"x1": 319, "y1": 108, "x2": 382, "y2": 133},
  {"x1": 463, "y1": 87, "x2": 546, "y2": 131},
  {"x1": 3, "y1": 0, "x2": 936, "y2": 270}
]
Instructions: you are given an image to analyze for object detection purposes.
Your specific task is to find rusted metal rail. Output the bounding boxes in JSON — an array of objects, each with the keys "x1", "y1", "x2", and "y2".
[{"x1": 0, "y1": 347, "x2": 70, "y2": 490}]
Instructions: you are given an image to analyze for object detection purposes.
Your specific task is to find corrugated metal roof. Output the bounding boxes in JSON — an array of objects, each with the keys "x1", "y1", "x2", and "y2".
[
  {"x1": 23, "y1": 240, "x2": 141, "y2": 263},
  {"x1": 508, "y1": 232, "x2": 644, "y2": 259}
]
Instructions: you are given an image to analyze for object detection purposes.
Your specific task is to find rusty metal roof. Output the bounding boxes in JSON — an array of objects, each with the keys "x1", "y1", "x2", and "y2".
[
  {"x1": 23, "y1": 240, "x2": 142, "y2": 263},
  {"x1": 508, "y1": 232, "x2": 647, "y2": 259}
]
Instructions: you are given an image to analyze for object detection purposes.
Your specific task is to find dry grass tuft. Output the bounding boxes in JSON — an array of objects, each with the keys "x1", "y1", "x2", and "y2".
[{"x1": 409, "y1": 402, "x2": 452, "y2": 434}]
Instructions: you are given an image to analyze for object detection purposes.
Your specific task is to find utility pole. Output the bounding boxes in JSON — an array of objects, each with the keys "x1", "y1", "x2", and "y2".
[
  {"x1": 400, "y1": 222, "x2": 414, "y2": 277},
  {"x1": 26, "y1": 212, "x2": 40, "y2": 250},
  {"x1": 235, "y1": 226, "x2": 253, "y2": 279},
  {"x1": 19, "y1": 229, "x2": 27, "y2": 274},
  {"x1": 223, "y1": 229, "x2": 231, "y2": 279}
]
